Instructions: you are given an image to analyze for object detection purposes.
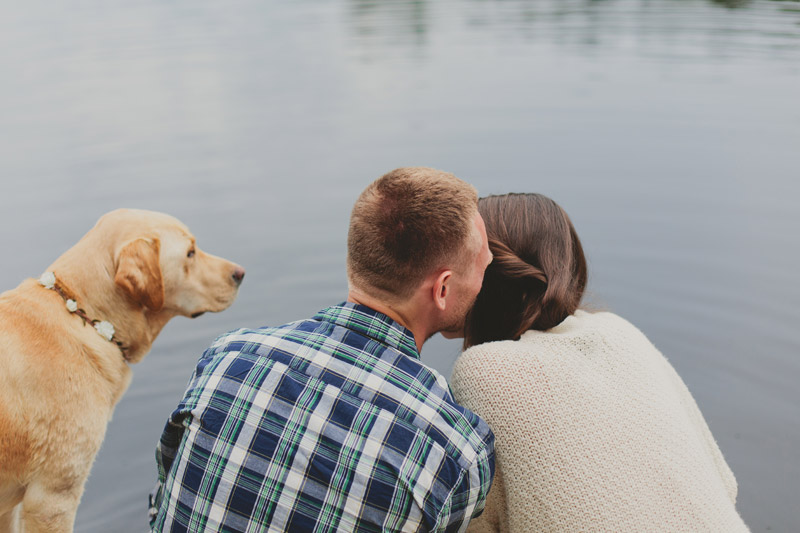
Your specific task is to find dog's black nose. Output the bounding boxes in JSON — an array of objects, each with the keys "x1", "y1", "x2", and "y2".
[{"x1": 232, "y1": 267, "x2": 245, "y2": 286}]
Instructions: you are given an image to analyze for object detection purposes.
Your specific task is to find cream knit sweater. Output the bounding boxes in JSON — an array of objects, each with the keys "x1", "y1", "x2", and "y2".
[{"x1": 451, "y1": 311, "x2": 748, "y2": 533}]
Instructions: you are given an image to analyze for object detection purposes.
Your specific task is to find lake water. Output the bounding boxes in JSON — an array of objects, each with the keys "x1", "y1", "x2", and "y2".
[{"x1": 1, "y1": 0, "x2": 798, "y2": 531}]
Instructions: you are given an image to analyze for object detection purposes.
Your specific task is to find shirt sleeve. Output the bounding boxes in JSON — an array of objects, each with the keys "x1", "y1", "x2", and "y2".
[
  {"x1": 148, "y1": 422, "x2": 180, "y2": 526},
  {"x1": 147, "y1": 340, "x2": 222, "y2": 528},
  {"x1": 432, "y1": 441, "x2": 495, "y2": 533},
  {"x1": 148, "y1": 408, "x2": 193, "y2": 528},
  {"x1": 433, "y1": 388, "x2": 496, "y2": 532},
  {"x1": 465, "y1": 464, "x2": 506, "y2": 533}
]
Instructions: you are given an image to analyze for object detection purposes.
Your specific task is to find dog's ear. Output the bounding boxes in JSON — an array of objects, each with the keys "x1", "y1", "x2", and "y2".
[{"x1": 114, "y1": 237, "x2": 164, "y2": 311}]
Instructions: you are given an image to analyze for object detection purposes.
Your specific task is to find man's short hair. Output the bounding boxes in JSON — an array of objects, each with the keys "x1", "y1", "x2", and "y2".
[{"x1": 347, "y1": 167, "x2": 479, "y2": 299}]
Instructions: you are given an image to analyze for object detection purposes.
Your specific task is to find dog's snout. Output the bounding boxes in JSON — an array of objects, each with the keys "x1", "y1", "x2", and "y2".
[{"x1": 232, "y1": 267, "x2": 245, "y2": 286}]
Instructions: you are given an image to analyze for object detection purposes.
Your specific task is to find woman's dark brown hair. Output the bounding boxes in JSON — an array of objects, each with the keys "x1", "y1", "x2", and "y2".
[{"x1": 463, "y1": 193, "x2": 588, "y2": 348}]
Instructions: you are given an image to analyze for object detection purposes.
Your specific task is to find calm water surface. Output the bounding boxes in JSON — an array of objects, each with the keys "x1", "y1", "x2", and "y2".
[{"x1": 1, "y1": 0, "x2": 798, "y2": 531}]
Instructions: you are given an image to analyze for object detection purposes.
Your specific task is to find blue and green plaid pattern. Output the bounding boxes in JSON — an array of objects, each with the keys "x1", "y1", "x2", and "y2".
[{"x1": 149, "y1": 303, "x2": 494, "y2": 532}]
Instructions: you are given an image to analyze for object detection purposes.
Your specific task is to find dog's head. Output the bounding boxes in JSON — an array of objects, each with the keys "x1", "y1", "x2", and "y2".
[{"x1": 105, "y1": 209, "x2": 244, "y2": 319}]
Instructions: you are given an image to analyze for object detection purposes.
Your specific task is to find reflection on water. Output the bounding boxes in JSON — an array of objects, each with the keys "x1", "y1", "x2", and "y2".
[
  {"x1": 0, "y1": 1, "x2": 798, "y2": 532},
  {"x1": 351, "y1": 0, "x2": 429, "y2": 39},
  {"x1": 348, "y1": 0, "x2": 800, "y2": 63}
]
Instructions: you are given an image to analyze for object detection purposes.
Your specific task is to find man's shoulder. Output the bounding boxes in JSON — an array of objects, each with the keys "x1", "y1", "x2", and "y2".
[
  {"x1": 178, "y1": 317, "x2": 325, "y2": 392},
  {"x1": 195, "y1": 310, "x2": 493, "y2": 452},
  {"x1": 205, "y1": 317, "x2": 325, "y2": 352}
]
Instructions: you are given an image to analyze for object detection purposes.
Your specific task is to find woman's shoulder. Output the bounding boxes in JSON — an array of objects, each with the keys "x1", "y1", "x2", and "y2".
[
  {"x1": 576, "y1": 310, "x2": 657, "y2": 347},
  {"x1": 456, "y1": 337, "x2": 528, "y2": 372},
  {"x1": 452, "y1": 338, "x2": 532, "y2": 389},
  {"x1": 456, "y1": 311, "x2": 652, "y2": 372},
  {"x1": 451, "y1": 338, "x2": 544, "y2": 415},
  {"x1": 553, "y1": 308, "x2": 632, "y2": 329},
  {"x1": 541, "y1": 309, "x2": 649, "y2": 341},
  {"x1": 455, "y1": 310, "x2": 606, "y2": 366}
]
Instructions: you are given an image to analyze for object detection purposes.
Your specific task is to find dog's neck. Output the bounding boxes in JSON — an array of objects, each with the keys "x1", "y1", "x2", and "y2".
[
  {"x1": 43, "y1": 273, "x2": 133, "y2": 360},
  {"x1": 46, "y1": 253, "x2": 175, "y2": 365}
]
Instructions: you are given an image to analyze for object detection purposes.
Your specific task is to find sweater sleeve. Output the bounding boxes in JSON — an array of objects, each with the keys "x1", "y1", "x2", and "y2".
[
  {"x1": 601, "y1": 312, "x2": 740, "y2": 504},
  {"x1": 451, "y1": 344, "x2": 519, "y2": 533},
  {"x1": 661, "y1": 356, "x2": 739, "y2": 504}
]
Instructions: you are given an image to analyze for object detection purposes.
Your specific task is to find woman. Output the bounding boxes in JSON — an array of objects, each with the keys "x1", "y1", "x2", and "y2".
[{"x1": 451, "y1": 193, "x2": 748, "y2": 532}]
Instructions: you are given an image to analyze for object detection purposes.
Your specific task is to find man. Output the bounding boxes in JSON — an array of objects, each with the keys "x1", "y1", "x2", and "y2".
[{"x1": 149, "y1": 167, "x2": 495, "y2": 532}]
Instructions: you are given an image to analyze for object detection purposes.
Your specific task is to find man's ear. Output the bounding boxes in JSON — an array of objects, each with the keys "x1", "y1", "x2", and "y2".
[
  {"x1": 114, "y1": 237, "x2": 164, "y2": 311},
  {"x1": 432, "y1": 270, "x2": 452, "y2": 311}
]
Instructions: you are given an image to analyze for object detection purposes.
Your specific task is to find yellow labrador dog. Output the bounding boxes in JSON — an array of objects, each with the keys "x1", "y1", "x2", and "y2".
[{"x1": 0, "y1": 209, "x2": 244, "y2": 533}]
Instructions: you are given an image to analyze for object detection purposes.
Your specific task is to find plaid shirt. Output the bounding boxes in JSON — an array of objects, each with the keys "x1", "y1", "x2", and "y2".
[{"x1": 149, "y1": 303, "x2": 495, "y2": 532}]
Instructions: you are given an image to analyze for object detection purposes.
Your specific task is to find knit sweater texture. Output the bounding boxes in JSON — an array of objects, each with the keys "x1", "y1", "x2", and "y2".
[{"x1": 451, "y1": 310, "x2": 748, "y2": 533}]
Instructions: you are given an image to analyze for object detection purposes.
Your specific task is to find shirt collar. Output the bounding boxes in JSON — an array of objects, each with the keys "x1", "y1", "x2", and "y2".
[{"x1": 313, "y1": 302, "x2": 420, "y2": 360}]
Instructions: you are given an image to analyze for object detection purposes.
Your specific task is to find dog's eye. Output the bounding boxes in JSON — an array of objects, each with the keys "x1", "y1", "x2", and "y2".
[{"x1": 187, "y1": 249, "x2": 195, "y2": 258}]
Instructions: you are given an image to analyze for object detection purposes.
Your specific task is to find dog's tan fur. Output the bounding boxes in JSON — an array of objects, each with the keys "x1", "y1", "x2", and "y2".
[{"x1": 0, "y1": 209, "x2": 243, "y2": 532}]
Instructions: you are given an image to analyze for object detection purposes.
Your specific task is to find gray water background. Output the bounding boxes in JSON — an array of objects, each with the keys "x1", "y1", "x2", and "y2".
[{"x1": 1, "y1": 0, "x2": 798, "y2": 531}]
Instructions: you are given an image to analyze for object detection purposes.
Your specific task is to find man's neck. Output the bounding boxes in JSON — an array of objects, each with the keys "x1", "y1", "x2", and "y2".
[{"x1": 346, "y1": 289, "x2": 428, "y2": 353}]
